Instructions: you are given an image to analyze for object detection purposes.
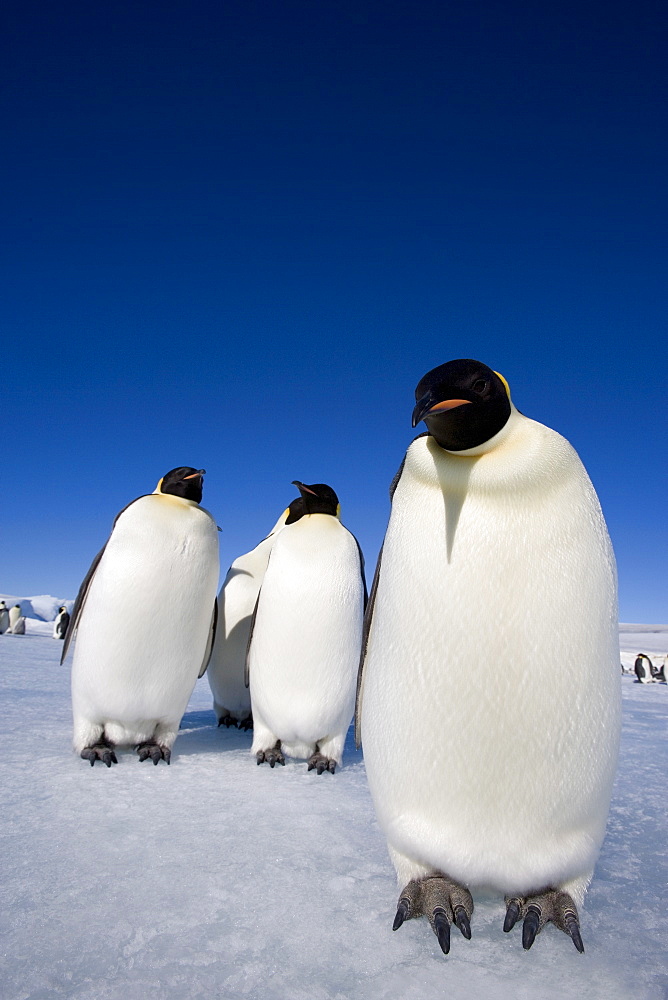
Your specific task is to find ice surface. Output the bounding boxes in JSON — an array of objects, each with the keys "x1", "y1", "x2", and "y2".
[{"x1": 0, "y1": 632, "x2": 666, "y2": 1000}]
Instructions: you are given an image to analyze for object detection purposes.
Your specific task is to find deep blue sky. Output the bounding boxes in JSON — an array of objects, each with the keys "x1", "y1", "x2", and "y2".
[{"x1": 2, "y1": 0, "x2": 666, "y2": 622}]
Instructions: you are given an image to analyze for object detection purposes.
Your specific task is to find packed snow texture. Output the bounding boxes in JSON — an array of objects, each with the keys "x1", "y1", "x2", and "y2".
[{"x1": 0, "y1": 626, "x2": 666, "y2": 1000}]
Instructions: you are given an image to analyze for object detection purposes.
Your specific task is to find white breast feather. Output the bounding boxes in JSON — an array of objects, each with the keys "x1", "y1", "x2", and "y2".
[
  {"x1": 361, "y1": 411, "x2": 620, "y2": 899},
  {"x1": 207, "y1": 515, "x2": 286, "y2": 719},
  {"x1": 71, "y1": 495, "x2": 220, "y2": 748},
  {"x1": 249, "y1": 516, "x2": 364, "y2": 746}
]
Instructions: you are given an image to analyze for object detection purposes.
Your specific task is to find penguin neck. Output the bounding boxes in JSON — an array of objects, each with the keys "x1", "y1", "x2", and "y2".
[
  {"x1": 433, "y1": 404, "x2": 521, "y2": 458},
  {"x1": 151, "y1": 490, "x2": 216, "y2": 523},
  {"x1": 153, "y1": 488, "x2": 200, "y2": 509}
]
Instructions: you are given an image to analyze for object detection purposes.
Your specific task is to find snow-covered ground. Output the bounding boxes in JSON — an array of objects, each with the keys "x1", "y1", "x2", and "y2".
[{"x1": 0, "y1": 627, "x2": 666, "y2": 1000}]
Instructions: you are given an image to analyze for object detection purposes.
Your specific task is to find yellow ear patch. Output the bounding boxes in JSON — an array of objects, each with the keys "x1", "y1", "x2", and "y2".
[
  {"x1": 336, "y1": 503, "x2": 341, "y2": 519},
  {"x1": 494, "y1": 371, "x2": 512, "y2": 401},
  {"x1": 155, "y1": 477, "x2": 164, "y2": 494}
]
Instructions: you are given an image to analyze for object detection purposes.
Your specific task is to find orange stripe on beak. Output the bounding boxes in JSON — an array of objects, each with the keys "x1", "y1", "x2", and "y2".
[{"x1": 427, "y1": 399, "x2": 473, "y2": 413}]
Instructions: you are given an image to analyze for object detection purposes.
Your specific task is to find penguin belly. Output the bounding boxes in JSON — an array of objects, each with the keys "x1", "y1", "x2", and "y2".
[
  {"x1": 249, "y1": 516, "x2": 363, "y2": 757},
  {"x1": 361, "y1": 424, "x2": 620, "y2": 900},
  {"x1": 71, "y1": 495, "x2": 219, "y2": 750},
  {"x1": 208, "y1": 533, "x2": 276, "y2": 723}
]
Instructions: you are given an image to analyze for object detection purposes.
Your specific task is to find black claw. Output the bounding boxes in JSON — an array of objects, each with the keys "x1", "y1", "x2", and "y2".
[
  {"x1": 433, "y1": 907, "x2": 451, "y2": 955},
  {"x1": 328, "y1": 760, "x2": 336, "y2": 774},
  {"x1": 307, "y1": 759, "x2": 315, "y2": 770},
  {"x1": 256, "y1": 751, "x2": 264, "y2": 764},
  {"x1": 269, "y1": 757, "x2": 276, "y2": 768},
  {"x1": 565, "y1": 914, "x2": 584, "y2": 954},
  {"x1": 163, "y1": 748, "x2": 170, "y2": 765},
  {"x1": 316, "y1": 760, "x2": 326, "y2": 774},
  {"x1": 503, "y1": 899, "x2": 521, "y2": 933},
  {"x1": 522, "y1": 905, "x2": 541, "y2": 950},
  {"x1": 393, "y1": 897, "x2": 410, "y2": 931},
  {"x1": 453, "y1": 905, "x2": 471, "y2": 939},
  {"x1": 81, "y1": 744, "x2": 116, "y2": 767}
]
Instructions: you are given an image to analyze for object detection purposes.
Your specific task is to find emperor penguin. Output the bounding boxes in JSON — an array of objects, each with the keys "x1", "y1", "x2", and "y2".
[
  {"x1": 53, "y1": 606, "x2": 70, "y2": 640},
  {"x1": 634, "y1": 653, "x2": 654, "y2": 683},
  {"x1": 248, "y1": 482, "x2": 366, "y2": 773},
  {"x1": 8, "y1": 604, "x2": 22, "y2": 632},
  {"x1": 11, "y1": 614, "x2": 26, "y2": 634},
  {"x1": 208, "y1": 495, "x2": 305, "y2": 730},
  {"x1": 0, "y1": 602, "x2": 9, "y2": 634},
  {"x1": 356, "y1": 359, "x2": 620, "y2": 956},
  {"x1": 63, "y1": 467, "x2": 220, "y2": 766}
]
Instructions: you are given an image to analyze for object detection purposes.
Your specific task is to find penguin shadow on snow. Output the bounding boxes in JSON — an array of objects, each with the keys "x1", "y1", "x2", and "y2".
[
  {"x1": 175, "y1": 711, "x2": 364, "y2": 772},
  {"x1": 176, "y1": 709, "x2": 253, "y2": 756}
]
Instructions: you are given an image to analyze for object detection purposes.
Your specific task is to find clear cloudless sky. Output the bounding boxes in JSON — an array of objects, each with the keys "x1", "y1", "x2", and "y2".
[{"x1": 2, "y1": 0, "x2": 666, "y2": 623}]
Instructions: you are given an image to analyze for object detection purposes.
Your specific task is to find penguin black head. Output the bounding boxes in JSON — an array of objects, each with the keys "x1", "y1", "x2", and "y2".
[
  {"x1": 291, "y1": 481, "x2": 340, "y2": 517},
  {"x1": 285, "y1": 496, "x2": 307, "y2": 525},
  {"x1": 412, "y1": 359, "x2": 512, "y2": 451},
  {"x1": 158, "y1": 467, "x2": 206, "y2": 504}
]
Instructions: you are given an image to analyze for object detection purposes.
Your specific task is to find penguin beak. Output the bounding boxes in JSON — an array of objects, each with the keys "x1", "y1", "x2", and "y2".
[
  {"x1": 184, "y1": 469, "x2": 206, "y2": 480},
  {"x1": 412, "y1": 394, "x2": 472, "y2": 428},
  {"x1": 291, "y1": 480, "x2": 318, "y2": 496}
]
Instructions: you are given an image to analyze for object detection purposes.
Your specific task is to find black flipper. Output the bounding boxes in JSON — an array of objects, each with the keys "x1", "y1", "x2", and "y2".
[
  {"x1": 352, "y1": 535, "x2": 368, "y2": 609},
  {"x1": 354, "y1": 543, "x2": 383, "y2": 748},
  {"x1": 198, "y1": 597, "x2": 218, "y2": 678},
  {"x1": 354, "y1": 448, "x2": 416, "y2": 747},
  {"x1": 61, "y1": 543, "x2": 107, "y2": 664},
  {"x1": 60, "y1": 494, "x2": 151, "y2": 664},
  {"x1": 244, "y1": 591, "x2": 261, "y2": 689}
]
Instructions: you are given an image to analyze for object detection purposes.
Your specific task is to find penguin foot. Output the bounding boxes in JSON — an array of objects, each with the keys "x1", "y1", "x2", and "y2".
[
  {"x1": 80, "y1": 741, "x2": 118, "y2": 768},
  {"x1": 136, "y1": 742, "x2": 171, "y2": 765},
  {"x1": 307, "y1": 752, "x2": 336, "y2": 774},
  {"x1": 503, "y1": 889, "x2": 584, "y2": 953},
  {"x1": 238, "y1": 714, "x2": 253, "y2": 731},
  {"x1": 217, "y1": 713, "x2": 237, "y2": 728},
  {"x1": 392, "y1": 874, "x2": 473, "y2": 955},
  {"x1": 256, "y1": 742, "x2": 285, "y2": 767}
]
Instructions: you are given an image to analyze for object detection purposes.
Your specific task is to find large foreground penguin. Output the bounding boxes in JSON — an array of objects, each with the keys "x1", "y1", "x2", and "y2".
[
  {"x1": 248, "y1": 482, "x2": 366, "y2": 773},
  {"x1": 63, "y1": 467, "x2": 220, "y2": 766},
  {"x1": 208, "y1": 494, "x2": 305, "y2": 730},
  {"x1": 356, "y1": 359, "x2": 620, "y2": 955}
]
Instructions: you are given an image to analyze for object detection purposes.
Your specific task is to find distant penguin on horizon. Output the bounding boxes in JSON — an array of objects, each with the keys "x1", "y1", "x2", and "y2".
[
  {"x1": 0, "y1": 602, "x2": 9, "y2": 634},
  {"x1": 8, "y1": 605, "x2": 22, "y2": 632},
  {"x1": 63, "y1": 467, "x2": 220, "y2": 767},
  {"x1": 11, "y1": 614, "x2": 26, "y2": 634},
  {"x1": 634, "y1": 653, "x2": 654, "y2": 683},
  {"x1": 356, "y1": 358, "x2": 620, "y2": 956},
  {"x1": 53, "y1": 606, "x2": 70, "y2": 640},
  {"x1": 248, "y1": 481, "x2": 366, "y2": 773}
]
